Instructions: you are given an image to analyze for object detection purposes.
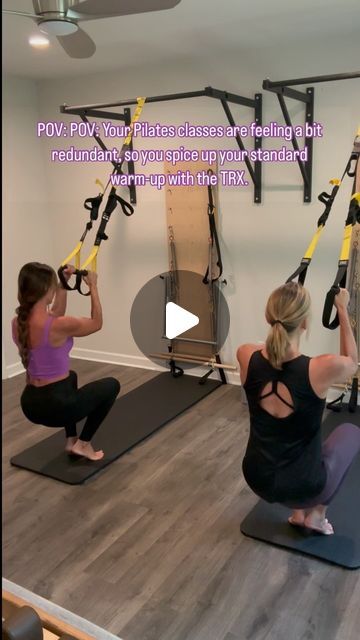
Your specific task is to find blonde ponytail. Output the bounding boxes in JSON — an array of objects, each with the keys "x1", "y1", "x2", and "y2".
[
  {"x1": 265, "y1": 282, "x2": 311, "y2": 369},
  {"x1": 265, "y1": 321, "x2": 291, "y2": 370}
]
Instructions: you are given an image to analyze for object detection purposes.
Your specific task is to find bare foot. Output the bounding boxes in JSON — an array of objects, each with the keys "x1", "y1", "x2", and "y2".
[
  {"x1": 65, "y1": 437, "x2": 78, "y2": 453},
  {"x1": 288, "y1": 509, "x2": 307, "y2": 527},
  {"x1": 71, "y1": 440, "x2": 104, "y2": 461},
  {"x1": 304, "y1": 510, "x2": 334, "y2": 535}
]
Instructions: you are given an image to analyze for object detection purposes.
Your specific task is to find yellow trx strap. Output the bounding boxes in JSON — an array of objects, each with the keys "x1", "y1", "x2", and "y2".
[
  {"x1": 80, "y1": 245, "x2": 99, "y2": 272},
  {"x1": 59, "y1": 97, "x2": 146, "y2": 288},
  {"x1": 339, "y1": 193, "x2": 360, "y2": 262},
  {"x1": 287, "y1": 131, "x2": 359, "y2": 285},
  {"x1": 61, "y1": 241, "x2": 83, "y2": 269}
]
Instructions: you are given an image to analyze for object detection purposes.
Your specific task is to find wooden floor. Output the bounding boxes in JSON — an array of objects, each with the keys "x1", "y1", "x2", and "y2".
[{"x1": 3, "y1": 360, "x2": 360, "y2": 640}]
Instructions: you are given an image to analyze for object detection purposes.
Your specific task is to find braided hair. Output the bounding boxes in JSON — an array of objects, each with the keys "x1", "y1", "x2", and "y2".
[{"x1": 15, "y1": 263, "x2": 57, "y2": 370}]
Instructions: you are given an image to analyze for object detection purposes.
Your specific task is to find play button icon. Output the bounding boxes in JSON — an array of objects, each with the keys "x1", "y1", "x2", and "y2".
[
  {"x1": 130, "y1": 269, "x2": 230, "y2": 371},
  {"x1": 165, "y1": 302, "x2": 199, "y2": 340}
]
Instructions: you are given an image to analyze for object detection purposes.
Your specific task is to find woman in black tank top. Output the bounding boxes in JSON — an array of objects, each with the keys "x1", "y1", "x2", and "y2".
[{"x1": 237, "y1": 282, "x2": 360, "y2": 535}]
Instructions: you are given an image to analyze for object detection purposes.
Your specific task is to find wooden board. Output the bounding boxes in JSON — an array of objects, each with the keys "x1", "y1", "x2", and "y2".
[
  {"x1": 164, "y1": 161, "x2": 220, "y2": 359},
  {"x1": 348, "y1": 153, "x2": 360, "y2": 362}
]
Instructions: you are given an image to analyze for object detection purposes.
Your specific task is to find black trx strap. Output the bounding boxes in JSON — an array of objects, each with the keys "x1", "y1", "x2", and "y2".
[
  {"x1": 203, "y1": 170, "x2": 223, "y2": 284},
  {"x1": 74, "y1": 187, "x2": 135, "y2": 296}
]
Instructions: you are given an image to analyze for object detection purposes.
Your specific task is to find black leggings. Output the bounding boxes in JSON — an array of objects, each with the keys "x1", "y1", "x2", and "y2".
[{"x1": 20, "y1": 370, "x2": 120, "y2": 441}]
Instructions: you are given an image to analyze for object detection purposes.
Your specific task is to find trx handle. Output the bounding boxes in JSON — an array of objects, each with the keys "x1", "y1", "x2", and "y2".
[
  {"x1": 75, "y1": 269, "x2": 91, "y2": 296},
  {"x1": 58, "y1": 264, "x2": 74, "y2": 290},
  {"x1": 58, "y1": 265, "x2": 89, "y2": 294},
  {"x1": 116, "y1": 194, "x2": 134, "y2": 217},
  {"x1": 317, "y1": 179, "x2": 341, "y2": 226},
  {"x1": 322, "y1": 280, "x2": 344, "y2": 330},
  {"x1": 286, "y1": 259, "x2": 311, "y2": 285}
]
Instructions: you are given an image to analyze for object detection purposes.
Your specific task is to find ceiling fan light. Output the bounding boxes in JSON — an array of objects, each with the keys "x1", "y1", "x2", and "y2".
[
  {"x1": 29, "y1": 35, "x2": 50, "y2": 48},
  {"x1": 39, "y1": 19, "x2": 78, "y2": 36}
]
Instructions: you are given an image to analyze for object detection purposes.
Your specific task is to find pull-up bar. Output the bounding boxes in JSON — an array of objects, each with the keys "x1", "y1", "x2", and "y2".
[
  {"x1": 60, "y1": 86, "x2": 263, "y2": 203},
  {"x1": 61, "y1": 87, "x2": 256, "y2": 114},
  {"x1": 263, "y1": 71, "x2": 360, "y2": 202},
  {"x1": 264, "y1": 71, "x2": 360, "y2": 89}
]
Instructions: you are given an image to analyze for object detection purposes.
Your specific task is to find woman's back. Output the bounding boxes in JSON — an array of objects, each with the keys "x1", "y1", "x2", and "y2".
[
  {"x1": 242, "y1": 349, "x2": 327, "y2": 503},
  {"x1": 12, "y1": 314, "x2": 73, "y2": 381}
]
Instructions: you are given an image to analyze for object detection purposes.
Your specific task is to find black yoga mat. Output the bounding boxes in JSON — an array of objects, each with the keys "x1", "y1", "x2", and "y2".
[
  {"x1": 10, "y1": 373, "x2": 222, "y2": 485},
  {"x1": 240, "y1": 410, "x2": 360, "y2": 569}
]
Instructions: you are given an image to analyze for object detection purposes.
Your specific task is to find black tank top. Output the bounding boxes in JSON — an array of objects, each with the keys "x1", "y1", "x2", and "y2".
[{"x1": 242, "y1": 350, "x2": 327, "y2": 503}]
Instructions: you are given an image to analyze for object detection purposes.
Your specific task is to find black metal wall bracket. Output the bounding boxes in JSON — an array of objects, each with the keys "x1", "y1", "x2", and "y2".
[
  {"x1": 263, "y1": 72, "x2": 360, "y2": 203},
  {"x1": 60, "y1": 85, "x2": 263, "y2": 204},
  {"x1": 59, "y1": 103, "x2": 138, "y2": 204}
]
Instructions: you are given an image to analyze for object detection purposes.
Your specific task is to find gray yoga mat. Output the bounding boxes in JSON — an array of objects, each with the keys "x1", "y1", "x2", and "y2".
[
  {"x1": 10, "y1": 373, "x2": 222, "y2": 485},
  {"x1": 240, "y1": 410, "x2": 360, "y2": 569}
]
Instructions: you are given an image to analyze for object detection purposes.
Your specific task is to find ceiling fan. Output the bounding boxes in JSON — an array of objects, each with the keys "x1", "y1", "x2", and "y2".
[{"x1": 3, "y1": 0, "x2": 182, "y2": 59}]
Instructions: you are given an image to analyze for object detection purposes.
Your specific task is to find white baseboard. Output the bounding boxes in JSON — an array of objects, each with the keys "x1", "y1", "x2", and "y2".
[
  {"x1": 4, "y1": 361, "x2": 25, "y2": 379},
  {"x1": 71, "y1": 347, "x2": 241, "y2": 385},
  {"x1": 4, "y1": 350, "x2": 357, "y2": 402},
  {"x1": 71, "y1": 347, "x2": 161, "y2": 371}
]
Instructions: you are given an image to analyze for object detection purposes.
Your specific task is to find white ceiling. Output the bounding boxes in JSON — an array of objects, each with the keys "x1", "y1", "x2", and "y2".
[{"x1": 2, "y1": 0, "x2": 360, "y2": 80}]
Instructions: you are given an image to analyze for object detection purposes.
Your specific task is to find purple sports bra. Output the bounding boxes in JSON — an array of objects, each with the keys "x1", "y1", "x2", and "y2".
[{"x1": 12, "y1": 315, "x2": 73, "y2": 380}]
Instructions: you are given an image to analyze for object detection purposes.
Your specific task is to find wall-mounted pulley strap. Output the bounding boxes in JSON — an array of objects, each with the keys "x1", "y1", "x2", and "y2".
[
  {"x1": 203, "y1": 169, "x2": 223, "y2": 284},
  {"x1": 168, "y1": 225, "x2": 179, "y2": 302},
  {"x1": 322, "y1": 131, "x2": 360, "y2": 329},
  {"x1": 58, "y1": 97, "x2": 146, "y2": 294},
  {"x1": 286, "y1": 139, "x2": 359, "y2": 286}
]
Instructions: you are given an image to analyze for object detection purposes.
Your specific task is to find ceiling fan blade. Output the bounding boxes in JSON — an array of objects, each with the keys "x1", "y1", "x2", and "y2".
[
  {"x1": 56, "y1": 26, "x2": 96, "y2": 58},
  {"x1": 69, "y1": 0, "x2": 182, "y2": 21},
  {"x1": 2, "y1": 10, "x2": 38, "y2": 19}
]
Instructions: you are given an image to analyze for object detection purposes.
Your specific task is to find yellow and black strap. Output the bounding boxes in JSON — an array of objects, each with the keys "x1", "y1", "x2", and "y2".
[
  {"x1": 58, "y1": 97, "x2": 146, "y2": 295},
  {"x1": 286, "y1": 146, "x2": 357, "y2": 285},
  {"x1": 58, "y1": 182, "x2": 104, "y2": 291}
]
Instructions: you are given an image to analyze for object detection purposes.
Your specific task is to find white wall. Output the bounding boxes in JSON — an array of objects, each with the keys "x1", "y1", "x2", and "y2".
[
  {"x1": 3, "y1": 35, "x2": 360, "y2": 380},
  {"x1": 2, "y1": 76, "x2": 55, "y2": 377}
]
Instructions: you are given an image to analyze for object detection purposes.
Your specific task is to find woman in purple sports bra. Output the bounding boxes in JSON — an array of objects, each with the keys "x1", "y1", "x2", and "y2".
[{"x1": 12, "y1": 262, "x2": 120, "y2": 461}]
